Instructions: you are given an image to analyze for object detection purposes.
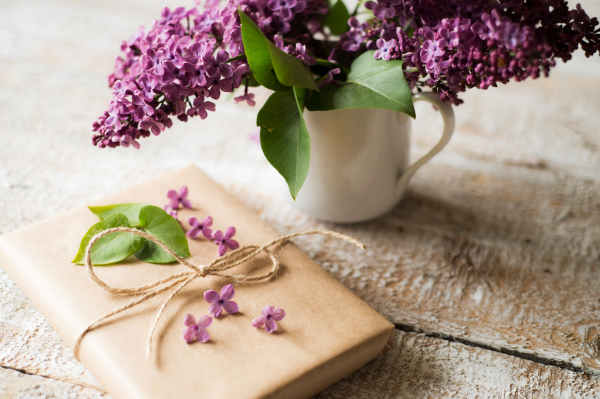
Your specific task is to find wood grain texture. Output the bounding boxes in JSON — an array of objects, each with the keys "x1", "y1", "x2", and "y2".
[
  {"x1": 1, "y1": 0, "x2": 600, "y2": 396},
  {"x1": 316, "y1": 332, "x2": 600, "y2": 399},
  {"x1": 0, "y1": 367, "x2": 104, "y2": 398}
]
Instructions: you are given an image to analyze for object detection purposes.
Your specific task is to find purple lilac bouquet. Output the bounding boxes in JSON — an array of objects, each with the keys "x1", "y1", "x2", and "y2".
[
  {"x1": 341, "y1": 0, "x2": 600, "y2": 104},
  {"x1": 92, "y1": 0, "x2": 600, "y2": 197}
]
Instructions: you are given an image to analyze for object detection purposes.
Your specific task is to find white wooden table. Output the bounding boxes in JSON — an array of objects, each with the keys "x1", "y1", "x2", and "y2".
[{"x1": 1, "y1": 0, "x2": 600, "y2": 397}]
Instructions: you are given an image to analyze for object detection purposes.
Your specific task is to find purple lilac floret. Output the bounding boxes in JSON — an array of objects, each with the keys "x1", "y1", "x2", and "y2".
[
  {"x1": 252, "y1": 305, "x2": 285, "y2": 333},
  {"x1": 212, "y1": 226, "x2": 240, "y2": 256},
  {"x1": 318, "y1": 68, "x2": 340, "y2": 89},
  {"x1": 167, "y1": 186, "x2": 192, "y2": 209},
  {"x1": 187, "y1": 216, "x2": 213, "y2": 239},
  {"x1": 183, "y1": 314, "x2": 212, "y2": 343},
  {"x1": 204, "y1": 284, "x2": 240, "y2": 318},
  {"x1": 339, "y1": 0, "x2": 600, "y2": 104},
  {"x1": 234, "y1": 93, "x2": 256, "y2": 106},
  {"x1": 92, "y1": 0, "x2": 329, "y2": 148}
]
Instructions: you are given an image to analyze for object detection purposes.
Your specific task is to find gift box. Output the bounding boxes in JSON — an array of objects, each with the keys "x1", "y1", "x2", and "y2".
[{"x1": 0, "y1": 165, "x2": 394, "y2": 399}]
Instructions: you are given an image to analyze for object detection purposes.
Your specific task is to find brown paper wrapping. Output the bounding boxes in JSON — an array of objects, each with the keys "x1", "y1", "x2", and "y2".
[{"x1": 0, "y1": 165, "x2": 394, "y2": 399}]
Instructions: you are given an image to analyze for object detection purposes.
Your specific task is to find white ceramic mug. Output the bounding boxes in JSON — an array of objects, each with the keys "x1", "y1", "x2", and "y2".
[{"x1": 294, "y1": 92, "x2": 455, "y2": 223}]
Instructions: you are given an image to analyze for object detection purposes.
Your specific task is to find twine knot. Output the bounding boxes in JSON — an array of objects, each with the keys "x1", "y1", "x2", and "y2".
[{"x1": 73, "y1": 228, "x2": 366, "y2": 360}]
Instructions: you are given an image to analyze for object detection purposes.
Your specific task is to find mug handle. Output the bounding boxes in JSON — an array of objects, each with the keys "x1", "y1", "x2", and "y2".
[{"x1": 396, "y1": 92, "x2": 455, "y2": 197}]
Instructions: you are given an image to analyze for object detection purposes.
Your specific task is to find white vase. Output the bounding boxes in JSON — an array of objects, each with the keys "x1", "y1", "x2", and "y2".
[{"x1": 294, "y1": 92, "x2": 455, "y2": 223}]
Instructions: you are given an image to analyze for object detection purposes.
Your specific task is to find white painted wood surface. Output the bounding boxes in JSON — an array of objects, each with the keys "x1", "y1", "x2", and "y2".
[{"x1": 1, "y1": 0, "x2": 600, "y2": 396}]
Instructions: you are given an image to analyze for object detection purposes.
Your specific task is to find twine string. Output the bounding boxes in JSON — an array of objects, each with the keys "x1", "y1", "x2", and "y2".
[{"x1": 74, "y1": 227, "x2": 366, "y2": 360}]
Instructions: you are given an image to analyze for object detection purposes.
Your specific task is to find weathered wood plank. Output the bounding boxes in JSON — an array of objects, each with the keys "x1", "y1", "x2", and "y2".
[
  {"x1": 0, "y1": 366, "x2": 105, "y2": 398},
  {"x1": 239, "y1": 162, "x2": 600, "y2": 374},
  {"x1": 316, "y1": 332, "x2": 600, "y2": 399},
  {"x1": 1, "y1": 0, "x2": 600, "y2": 396}
]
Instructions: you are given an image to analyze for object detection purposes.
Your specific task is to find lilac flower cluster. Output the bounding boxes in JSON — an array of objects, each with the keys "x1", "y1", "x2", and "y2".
[
  {"x1": 162, "y1": 186, "x2": 240, "y2": 256},
  {"x1": 93, "y1": 0, "x2": 328, "y2": 149},
  {"x1": 94, "y1": 0, "x2": 600, "y2": 150},
  {"x1": 187, "y1": 216, "x2": 239, "y2": 256},
  {"x1": 184, "y1": 283, "x2": 286, "y2": 344},
  {"x1": 339, "y1": 0, "x2": 600, "y2": 104}
]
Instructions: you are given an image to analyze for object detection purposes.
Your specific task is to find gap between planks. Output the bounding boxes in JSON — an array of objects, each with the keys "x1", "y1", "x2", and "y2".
[
  {"x1": 393, "y1": 323, "x2": 595, "y2": 376},
  {"x1": 0, "y1": 362, "x2": 107, "y2": 395}
]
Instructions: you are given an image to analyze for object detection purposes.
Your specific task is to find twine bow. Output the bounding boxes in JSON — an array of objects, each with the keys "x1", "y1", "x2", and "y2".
[{"x1": 73, "y1": 227, "x2": 366, "y2": 360}]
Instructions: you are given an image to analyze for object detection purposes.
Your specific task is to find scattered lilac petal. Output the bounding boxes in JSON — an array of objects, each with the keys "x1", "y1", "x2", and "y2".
[
  {"x1": 183, "y1": 313, "x2": 212, "y2": 344},
  {"x1": 187, "y1": 216, "x2": 213, "y2": 239},
  {"x1": 204, "y1": 284, "x2": 239, "y2": 317},
  {"x1": 166, "y1": 186, "x2": 192, "y2": 209},
  {"x1": 212, "y1": 227, "x2": 239, "y2": 256},
  {"x1": 254, "y1": 305, "x2": 285, "y2": 333}
]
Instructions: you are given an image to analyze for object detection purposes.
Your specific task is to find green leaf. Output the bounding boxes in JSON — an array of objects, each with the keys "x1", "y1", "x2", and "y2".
[
  {"x1": 134, "y1": 205, "x2": 191, "y2": 264},
  {"x1": 266, "y1": 39, "x2": 320, "y2": 91},
  {"x1": 239, "y1": 10, "x2": 288, "y2": 91},
  {"x1": 306, "y1": 50, "x2": 416, "y2": 118},
  {"x1": 72, "y1": 213, "x2": 146, "y2": 265},
  {"x1": 88, "y1": 203, "x2": 150, "y2": 227},
  {"x1": 239, "y1": 9, "x2": 319, "y2": 91},
  {"x1": 258, "y1": 87, "x2": 311, "y2": 199},
  {"x1": 322, "y1": 0, "x2": 351, "y2": 35}
]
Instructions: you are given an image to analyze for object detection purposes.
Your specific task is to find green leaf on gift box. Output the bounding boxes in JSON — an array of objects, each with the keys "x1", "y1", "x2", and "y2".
[
  {"x1": 258, "y1": 87, "x2": 311, "y2": 200},
  {"x1": 240, "y1": 10, "x2": 288, "y2": 92},
  {"x1": 134, "y1": 205, "x2": 191, "y2": 264},
  {"x1": 72, "y1": 213, "x2": 146, "y2": 265},
  {"x1": 88, "y1": 203, "x2": 149, "y2": 227},
  {"x1": 322, "y1": 0, "x2": 351, "y2": 35},
  {"x1": 240, "y1": 10, "x2": 318, "y2": 91},
  {"x1": 306, "y1": 50, "x2": 416, "y2": 118}
]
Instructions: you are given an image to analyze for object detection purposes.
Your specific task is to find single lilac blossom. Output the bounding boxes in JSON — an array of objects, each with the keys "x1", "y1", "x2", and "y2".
[
  {"x1": 187, "y1": 216, "x2": 213, "y2": 239},
  {"x1": 186, "y1": 96, "x2": 216, "y2": 118},
  {"x1": 183, "y1": 314, "x2": 212, "y2": 343},
  {"x1": 167, "y1": 186, "x2": 192, "y2": 209},
  {"x1": 295, "y1": 43, "x2": 317, "y2": 66},
  {"x1": 374, "y1": 38, "x2": 399, "y2": 61},
  {"x1": 204, "y1": 284, "x2": 239, "y2": 317},
  {"x1": 318, "y1": 68, "x2": 340, "y2": 89},
  {"x1": 212, "y1": 227, "x2": 239, "y2": 256},
  {"x1": 203, "y1": 50, "x2": 233, "y2": 78},
  {"x1": 234, "y1": 93, "x2": 256, "y2": 106},
  {"x1": 252, "y1": 305, "x2": 286, "y2": 333}
]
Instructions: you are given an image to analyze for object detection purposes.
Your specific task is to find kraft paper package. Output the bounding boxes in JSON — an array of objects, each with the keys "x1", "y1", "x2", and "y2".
[{"x1": 0, "y1": 165, "x2": 394, "y2": 399}]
